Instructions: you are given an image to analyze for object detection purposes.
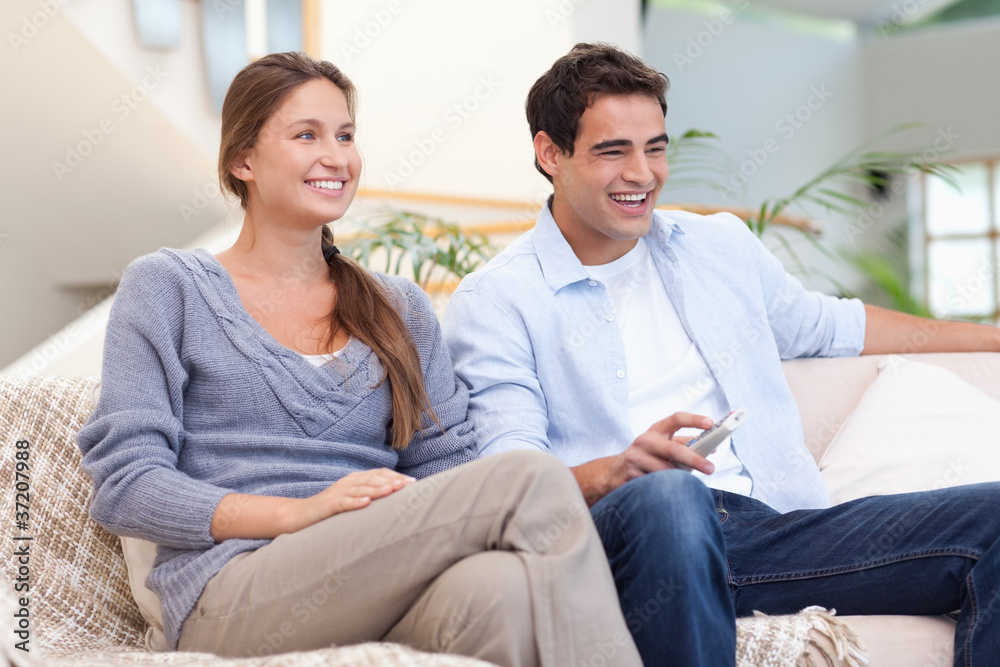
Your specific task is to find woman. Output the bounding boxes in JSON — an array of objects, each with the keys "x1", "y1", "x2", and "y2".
[{"x1": 76, "y1": 52, "x2": 640, "y2": 666}]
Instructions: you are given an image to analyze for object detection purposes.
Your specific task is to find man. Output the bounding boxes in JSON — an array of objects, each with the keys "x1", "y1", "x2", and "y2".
[{"x1": 443, "y1": 42, "x2": 1000, "y2": 666}]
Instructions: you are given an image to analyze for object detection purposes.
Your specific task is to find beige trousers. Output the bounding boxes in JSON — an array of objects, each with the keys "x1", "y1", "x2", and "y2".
[{"x1": 178, "y1": 451, "x2": 641, "y2": 667}]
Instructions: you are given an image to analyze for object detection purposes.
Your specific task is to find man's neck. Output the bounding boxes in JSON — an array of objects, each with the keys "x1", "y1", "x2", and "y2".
[{"x1": 549, "y1": 198, "x2": 641, "y2": 266}]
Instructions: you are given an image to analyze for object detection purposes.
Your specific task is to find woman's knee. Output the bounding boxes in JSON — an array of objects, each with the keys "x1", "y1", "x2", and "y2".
[
  {"x1": 489, "y1": 449, "x2": 570, "y2": 476},
  {"x1": 435, "y1": 552, "x2": 536, "y2": 661},
  {"x1": 484, "y1": 449, "x2": 580, "y2": 499}
]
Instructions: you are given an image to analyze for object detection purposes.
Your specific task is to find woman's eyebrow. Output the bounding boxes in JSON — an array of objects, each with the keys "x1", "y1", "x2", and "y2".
[{"x1": 286, "y1": 119, "x2": 356, "y2": 132}]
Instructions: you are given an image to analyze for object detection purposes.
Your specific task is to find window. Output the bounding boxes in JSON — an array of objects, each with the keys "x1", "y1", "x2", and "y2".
[{"x1": 919, "y1": 160, "x2": 1000, "y2": 324}]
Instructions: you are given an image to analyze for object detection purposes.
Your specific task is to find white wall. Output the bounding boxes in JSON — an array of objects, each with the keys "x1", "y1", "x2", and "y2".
[
  {"x1": 642, "y1": 7, "x2": 1000, "y2": 297},
  {"x1": 62, "y1": 0, "x2": 223, "y2": 158},
  {"x1": 642, "y1": 6, "x2": 868, "y2": 293},
  {"x1": 318, "y1": 0, "x2": 642, "y2": 205},
  {"x1": 0, "y1": 0, "x2": 229, "y2": 369},
  {"x1": 861, "y1": 17, "x2": 1000, "y2": 159}
]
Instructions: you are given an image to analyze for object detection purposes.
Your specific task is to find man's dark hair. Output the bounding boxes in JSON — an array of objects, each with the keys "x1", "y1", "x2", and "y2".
[{"x1": 526, "y1": 42, "x2": 670, "y2": 182}]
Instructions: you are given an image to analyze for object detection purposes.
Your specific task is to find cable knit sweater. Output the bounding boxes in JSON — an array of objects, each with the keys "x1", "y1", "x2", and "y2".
[{"x1": 76, "y1": 248, "x2": 478, "y2": 650}]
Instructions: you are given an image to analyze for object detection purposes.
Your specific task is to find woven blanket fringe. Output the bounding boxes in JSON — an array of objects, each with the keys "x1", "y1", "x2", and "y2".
[{"x1": 748, "y1": 606, "x2": 869, "y2": 667}]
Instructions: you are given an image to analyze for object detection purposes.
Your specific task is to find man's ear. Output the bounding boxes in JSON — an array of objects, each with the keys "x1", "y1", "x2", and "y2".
[
  {"x1": 229, "y1": 152, "x2": 254, "y2": 183},
  {"x1": 533, "y1": 131, "x2": 563, "y2": 180}
]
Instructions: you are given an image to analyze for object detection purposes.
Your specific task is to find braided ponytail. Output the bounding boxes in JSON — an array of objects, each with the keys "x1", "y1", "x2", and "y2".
[{"x1": 320, "y1": 226, "x2": 436, "y2": 450}]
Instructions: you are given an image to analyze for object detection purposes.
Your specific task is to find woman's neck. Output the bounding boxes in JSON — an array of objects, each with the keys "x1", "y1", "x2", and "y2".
[{"x1": 218, "y1": 211, "x2": 331, "y2": 286}]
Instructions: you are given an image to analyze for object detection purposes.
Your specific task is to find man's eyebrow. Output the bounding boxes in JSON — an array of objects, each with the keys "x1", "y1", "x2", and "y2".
[
  {"x1": 590, "y1": 139, "x2": 632, "y2": 152},
  {"x1": 590, "y1": 133, "x2": 669, "y2": 152}
]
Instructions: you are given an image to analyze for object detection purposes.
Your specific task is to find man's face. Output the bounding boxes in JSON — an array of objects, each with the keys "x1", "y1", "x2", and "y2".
[{"x1": 545, "y1": 94, "x2": 669, "y2": 265}]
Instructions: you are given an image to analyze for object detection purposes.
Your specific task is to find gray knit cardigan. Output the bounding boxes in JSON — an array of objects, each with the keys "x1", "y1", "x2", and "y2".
[{"x1": 76, "y1": 248, "x2": 477, "y2": 649}]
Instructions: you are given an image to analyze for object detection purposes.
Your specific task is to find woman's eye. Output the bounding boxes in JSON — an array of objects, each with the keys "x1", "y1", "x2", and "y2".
[
  {"x1": 297, "y1": 131, "x2": 315, "y2": 140},
  {"x1": 337, "y1": 133, "x2": 354, "y2": 143}
]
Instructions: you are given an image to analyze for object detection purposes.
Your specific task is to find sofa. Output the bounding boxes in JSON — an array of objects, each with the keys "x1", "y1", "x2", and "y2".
[{"x1": 2, "y1": 351, "x2": 999, "y2": 666}]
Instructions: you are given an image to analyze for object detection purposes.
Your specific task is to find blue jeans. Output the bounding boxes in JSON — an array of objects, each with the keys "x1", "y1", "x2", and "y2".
[{"x1": 591, "y1": 470, "x2": 1000, "y2": 667}]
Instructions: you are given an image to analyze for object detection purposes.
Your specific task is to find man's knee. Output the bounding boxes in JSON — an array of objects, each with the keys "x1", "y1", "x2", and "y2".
[
  {"x1": 594, "y1": 470, "x2": 718, "y2": 542},
  {"x1": 603, "y1": 469, "x2": 714, "y2": 512}
]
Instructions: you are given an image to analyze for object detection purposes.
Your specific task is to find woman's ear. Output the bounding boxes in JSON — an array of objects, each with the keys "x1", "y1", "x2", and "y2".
[
  {"x1": 229, "y1": 153, "x2": 254, "y2": 183},
  {"x1": 533, "y1": 131, "x2": 562, "y2": 180}
]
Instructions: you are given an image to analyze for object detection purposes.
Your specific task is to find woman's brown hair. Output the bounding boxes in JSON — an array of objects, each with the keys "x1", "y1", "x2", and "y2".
[{"x1": 219, "y1": 52, "x2": 435, "y2": 451}]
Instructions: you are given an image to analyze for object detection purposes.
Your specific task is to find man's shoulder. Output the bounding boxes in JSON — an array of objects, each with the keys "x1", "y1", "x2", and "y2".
[
  {"x1": 654, "y1": 208, "x2": 748, "y2": 236},
  {"x1": 652, "y1": 208, "x2": 758, "y2": 258},
  {"x1": 453, "y1": 228, "x2": 543, "y2": 298}
]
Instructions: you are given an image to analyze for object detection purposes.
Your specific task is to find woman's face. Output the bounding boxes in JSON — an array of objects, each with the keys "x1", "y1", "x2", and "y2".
[{"x1": 236, "y1": 77, "x2": 361, "y2": 228}]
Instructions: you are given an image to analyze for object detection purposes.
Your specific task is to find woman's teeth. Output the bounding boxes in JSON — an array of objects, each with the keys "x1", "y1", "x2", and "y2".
[{"x1": 308, "y1": 180, "x2": 343, "y2": 190}]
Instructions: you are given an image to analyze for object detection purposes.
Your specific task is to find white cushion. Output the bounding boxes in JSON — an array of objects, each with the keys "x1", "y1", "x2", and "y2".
[
  {"x1": 820, "y1": 355, "x2": 1000, "y2": 505},
  {"x1": 120, "y1": 536, "x2": 169, "y2": 651}
]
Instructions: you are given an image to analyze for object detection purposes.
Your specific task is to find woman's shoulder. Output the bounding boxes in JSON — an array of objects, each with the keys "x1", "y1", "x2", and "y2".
[
  {"x1": 114, "y1": 248, "x2": 221, "y2": 318},
  {"x1": 369, "y1": 270, "x2": 429, "y2": 308},
  {"x1": 121, "y1": 248, "x2": 212, "y2": 285},
  {"x1": 366, "y1": 270, "x2": 439, "y2": 330}
]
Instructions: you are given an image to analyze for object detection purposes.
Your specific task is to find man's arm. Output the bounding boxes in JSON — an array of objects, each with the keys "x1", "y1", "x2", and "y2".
[
  {"x1": 862, "y1": 304, "x2": 1000, "y2": 355},
  {"x1": 444, "y1": 282, "x2": 715, "y2": 507}
]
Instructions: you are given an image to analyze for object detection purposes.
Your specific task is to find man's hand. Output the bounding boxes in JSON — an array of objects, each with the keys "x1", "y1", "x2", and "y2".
[{"x1": 571, "y1": 412, "x2": 716, "y2": 506}]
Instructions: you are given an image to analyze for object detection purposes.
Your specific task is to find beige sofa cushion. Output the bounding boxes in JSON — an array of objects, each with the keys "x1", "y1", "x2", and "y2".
[
  {"x1": 784, "y1": 352, "x2": 1000, "y2": 463},
  {"x1": 120, "y1": 537, "x2": 168, "y2": 651},
  {"x1": 820, "y1": 356, "x2": 1000, "y2": 504}
]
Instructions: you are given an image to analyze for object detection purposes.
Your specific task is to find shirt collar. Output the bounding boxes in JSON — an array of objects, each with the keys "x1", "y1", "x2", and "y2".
[{"x1": 531, "y1": 199, "x2": 686, "y2": 293}]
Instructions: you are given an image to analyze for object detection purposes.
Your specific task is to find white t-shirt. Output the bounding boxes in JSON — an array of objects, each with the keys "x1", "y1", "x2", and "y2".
[
  {"x1": 300, "y1": 336, "x2": 350, "y2": 367},
  {"x1": 584, "y1": 238, "x2": 753, "y2": 495}
]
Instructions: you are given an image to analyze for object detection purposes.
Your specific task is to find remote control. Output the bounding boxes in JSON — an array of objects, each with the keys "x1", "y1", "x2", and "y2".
[{"x1": 674, "y1": 408, "x2": 748, "y2": 472}]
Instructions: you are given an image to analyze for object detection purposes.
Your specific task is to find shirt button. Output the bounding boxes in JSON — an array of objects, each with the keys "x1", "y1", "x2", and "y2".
[
  {"x1": 616, "y1": 370, "x2": 625, "y2": 379},
  {"x1": 588, "y1": 280, "x2": 598, "y2": 287},
  {"x1": 606, "y1": 314, "x2": 615, "y2": 322}
]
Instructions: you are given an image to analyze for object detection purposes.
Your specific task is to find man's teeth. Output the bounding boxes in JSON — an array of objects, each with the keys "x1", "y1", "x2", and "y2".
[
  {"x1": 610, "y1": 193, "x2": 647, "y2": 205},
  {"x1": 308, "y1": 180, "x2": 343, "y2": 190}
]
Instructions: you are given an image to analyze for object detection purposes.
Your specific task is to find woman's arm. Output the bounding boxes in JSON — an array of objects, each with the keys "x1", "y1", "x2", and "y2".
[
  {"x1": 381, "y1": 276, "x2": 478, "y2": 478},
  {"x1": 79, "y1": 254, "x2": 237, "y2": 548},
  {"x1": 209, "y1": 468, "x2": 415, "y2": 540}
]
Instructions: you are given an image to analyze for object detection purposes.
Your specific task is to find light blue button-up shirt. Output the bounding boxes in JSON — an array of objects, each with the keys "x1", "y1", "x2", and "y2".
[{"x1": 443, "y1": 205, "x2": 866, "y2": 512}]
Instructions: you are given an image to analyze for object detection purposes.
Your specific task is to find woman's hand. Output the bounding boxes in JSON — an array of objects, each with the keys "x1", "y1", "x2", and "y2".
[
  {"x1": 210, "y1": 468, "x2": 416, "y2": 542},
  {"x1": 293, "y1": 468, "x2": 416, "y2": 531}
]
